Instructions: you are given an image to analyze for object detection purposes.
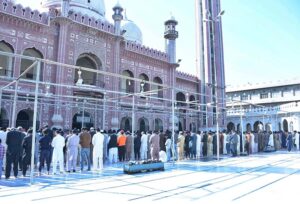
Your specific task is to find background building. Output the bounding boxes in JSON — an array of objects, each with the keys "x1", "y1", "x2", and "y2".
[{"x1": 226, "y1": 78, "x2": 300, "y2": 132}]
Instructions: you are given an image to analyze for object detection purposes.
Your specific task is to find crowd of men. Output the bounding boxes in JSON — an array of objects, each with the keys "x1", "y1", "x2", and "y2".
[{"x1": 0, "y1": 126, "x2": 299, "y2": 180}]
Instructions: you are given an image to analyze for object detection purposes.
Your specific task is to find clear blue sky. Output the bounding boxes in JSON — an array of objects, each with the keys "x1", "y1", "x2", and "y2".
[{"x1": 16, "y1": 0, "x2": 300, "y2": 86}]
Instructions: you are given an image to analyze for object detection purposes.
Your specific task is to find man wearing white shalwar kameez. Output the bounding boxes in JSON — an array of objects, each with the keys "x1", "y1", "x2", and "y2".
[
  {"x1": 92, "y1": 129, "x2": 104, "y2": 171},
  {"x1": 223, "y1": 132, "x2": 228, "y2": 155},
  {"x1": 196, "y1": 132, "x2": 202, "y2": 158},
  {"x1": 66, "y1": 129, "x2": 79, "y2": 172},
  {"x1": 52, "y1": 130, "x2": 65, "y2": 174},
  {"x1": 140, "y1": 132, "x2": 148, "y2": 160}
]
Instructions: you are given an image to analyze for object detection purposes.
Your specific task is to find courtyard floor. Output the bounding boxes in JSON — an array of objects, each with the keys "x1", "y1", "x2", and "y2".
[{"x1": 1, "y1": 151, "x2": 300, "y2": 203}]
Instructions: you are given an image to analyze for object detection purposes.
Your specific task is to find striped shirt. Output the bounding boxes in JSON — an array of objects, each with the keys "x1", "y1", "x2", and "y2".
[{"x1": 0, "y1": 144, "x2": 5, "y2": 160}]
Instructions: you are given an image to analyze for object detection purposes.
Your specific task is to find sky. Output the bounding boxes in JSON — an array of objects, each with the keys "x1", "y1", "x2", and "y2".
[{"x1": 15, "y1": 0, "x2": 300, "y2": 86}]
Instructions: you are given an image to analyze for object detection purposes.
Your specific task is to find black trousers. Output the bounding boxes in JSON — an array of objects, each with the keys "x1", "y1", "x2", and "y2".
[
  {"x1": 22, "y1": 153, "x2": 31, "y2": 176},
  {"x1": 5, "y1": 151, "x2": 20, "y2": 178},
  {"x1": 134, "y1": 147, "x2": 140, "y2": 160},
  {"x1": 118, "y1": 146, "x2": 126, "y2": 162},
  {"x1": 39, "y1": 150, "x2": 51, "y2": 172}
]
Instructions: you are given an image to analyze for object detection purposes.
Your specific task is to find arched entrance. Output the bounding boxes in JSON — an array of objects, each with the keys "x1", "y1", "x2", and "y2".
[
  {"x1": 0, "y1": 108, "x2": 9, "y2": 128},
  {"x1": 227, "y1": 122, "x2": 235, "y2": 132},
  {"x1": 120, "y1": 117, "x2": 132, "y2": 132},
  {"x1": 72, "y1": 111, "x2": 93, "y2": 129},
  {"x1": 254, "y1": 121, "x2": 263, "y2": 132},
  {"x1": 283, "y1": 119, "x2": 288, "y2": 132},
  {"x1": 154, "y1": 118, "x2": 163, "y2": 131},
  {"x1": 16, "y1": 109, "x2": 39, "y2": 130},
  {"x1": 138, "y1": 117, "x2": 149, "y2": 132}
]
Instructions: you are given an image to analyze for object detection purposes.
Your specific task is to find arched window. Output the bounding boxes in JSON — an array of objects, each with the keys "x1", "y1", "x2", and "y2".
[
  {"x1": 139, "y1": 73, "x2": 150, "y2": 93},
  {"x1": 176, "y1": 92, "x2": 186, "y2": 107},
  {"x1": 153, "y1": 77, "x2": 163, "y2": 99},
  {"x1": 121, "y1": 70, "x2": 134, "y2": 93},
  {"x1": 75, "y1": 53, "x2": 102, "y2": 86},
  {"x1": 0, "y1": 41, "x2": 14, "y2": 77},
  {"x1": 189, "y1": 95, "x2": 196, "y2": 109},
  {"x1": 21, "y1": 48, "x2": 43, "y2": 80}
]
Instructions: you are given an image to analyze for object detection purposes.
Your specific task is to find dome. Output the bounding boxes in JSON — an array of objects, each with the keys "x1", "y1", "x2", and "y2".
[
  {"x1": 121, "y1": 19, "x2": 143, "y2": 44},
  {"x1": 42, "y1": 0, "x2": 106, "y2": 21}
]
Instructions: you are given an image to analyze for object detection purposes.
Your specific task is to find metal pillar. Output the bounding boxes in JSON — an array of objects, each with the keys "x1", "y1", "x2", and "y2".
[
  {"x1": 30, "y1": 61, "x2": 40, "y2": 185},
  {"x1": 11, "y1": 80, "x2": 19, "y2": 128},
  {"x1": 131, "y1": 95, "x2": 135, "y2": 160},
  {"x1": 171, "y1": 88, "x2": 175, "y2": 163}
]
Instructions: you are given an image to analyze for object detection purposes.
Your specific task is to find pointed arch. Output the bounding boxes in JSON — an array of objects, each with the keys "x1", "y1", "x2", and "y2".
[
  {"x1": 153, "y1": 76, "x2": 163, "y2": 99},
  {"x1": 0, "y1": 40, "x2": 14, "y2": 77},
  {"x1": 21, "y1": 48, "x2": 43, "y2": 80},
  {"x1": 121, "y1": 70, "x2": 134, "y2": 93},
  {"x1": 75, "y1": 53, "x2": 103, "y2": 86}
]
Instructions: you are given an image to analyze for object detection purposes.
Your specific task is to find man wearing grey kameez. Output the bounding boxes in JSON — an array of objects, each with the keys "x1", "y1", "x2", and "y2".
[{"x1": 149, "y1": 131, "x2": 160, "y2": 160}]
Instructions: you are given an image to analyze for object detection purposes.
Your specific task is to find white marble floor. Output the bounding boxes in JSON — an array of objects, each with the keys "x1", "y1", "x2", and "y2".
[{"x1": 1, "y1": 151, "x2": 300, "y2": 203}]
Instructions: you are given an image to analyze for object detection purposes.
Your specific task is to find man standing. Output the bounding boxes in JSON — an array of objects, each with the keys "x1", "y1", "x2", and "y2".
[
  {"x1": 52, "y1": 130, "x2": 65, "y2": 174},
  {"x1": 124, "y1": 131, "x2": 131, "y2": 161},
  {"x1": 140, "y1": 131, "x2": 148, "y2": 160},
  {"x1": 92, "y1": 129, "x2": 105, "y2": 171},
  {"x1": 39, "y1": 128, "x2": 52, "y2": 175},
  {"x1": 66, "y1": 129, "x2": 80, "y2": 172},
  {"x1": 149, "y1": 131, "x2": 160, "y2": 160},
  {"x1": 107, "y1": 132, "x2": 118, "y2": 163},
  {"x1": 118, "y1": 130, "x2": 127, "y2": 162},
  {"x1": 5, "y1": 128, "x2": 23, "y2": 179},
  {"x1": 22, "y1": 129, "x2": 33, "y2": 177},
  {"x1": 79, "y1": 128, "x2": 91, "y2": 171}
]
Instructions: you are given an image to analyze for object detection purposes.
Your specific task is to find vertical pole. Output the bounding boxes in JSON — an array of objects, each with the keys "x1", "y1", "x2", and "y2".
[
  {"x1": 206, "y1": 105, "x2": 208, "y2": 131},
  {"x1": 171, "y1": 88, "x2": 175, "y2": 163},
  {"x1": 81, "y1": 101, "x2": 85, "y2": 129},
  {"x1": 212, "y1": 20, "x2": 220, "y2": 161},
  {"x1": 11, "y1": 80, "x2": 19, "y2": 128},
  {"x1": 131, "y1": 95, "x2": 135, "y2": 160},
  {"x1": 216, "y1": 102, "x2": 219, "y2": 160},
  {"x1": 0, "y1": 89, "x2": 2, "y2": 115},
  {"x1": 240, "y1": 104, "x2": 244, "y2": 152},
  {"x1": 30, "y1": 61, "x2": 40, "y2": 185},
  {"x1": 102, "y1": 94, "x2": 106, "y2": 130}
]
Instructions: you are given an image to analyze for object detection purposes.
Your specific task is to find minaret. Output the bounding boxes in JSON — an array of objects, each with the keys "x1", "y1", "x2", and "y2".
[
  {"x1": 61, "y1": 0, "x2": 70, "y2": 17},
  {"x1": 195, "y1": 0, "x2": 226, "y2": 130},
  {"x1": 164, "y1": 16, "x2": 178, "y2": 64},
  {"x1": 112, "y1": 1, "x2": 123, "y2": 36},
  {"x1": 111, "y1": 2, "x2": 124, "y2": 130}
]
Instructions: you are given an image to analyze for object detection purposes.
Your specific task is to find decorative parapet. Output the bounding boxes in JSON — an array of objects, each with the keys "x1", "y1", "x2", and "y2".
[
  {"x1": 48, "y1": 8, "x2": 115, "y2": 34},
  {"x1": 0, "y1": 0, "x2": 49, "y2": 25},
  {"x1": 176, "y1": 71, "x2": 198, "y2": 82},
  {"x1": 227, "y1": 77, "x2": 300, "y2": 92},
  {"x1": 227, "y1": 102, "x2": 300, "y2": 117},
  {"x1": 125, "y1": 41, "x2": 169, "y2": 62}
]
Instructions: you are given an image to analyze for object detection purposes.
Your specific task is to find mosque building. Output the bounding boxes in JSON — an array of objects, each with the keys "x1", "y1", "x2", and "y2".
[{"x1": 0, "y1": 0, "x2": 226, "y2": 132}]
